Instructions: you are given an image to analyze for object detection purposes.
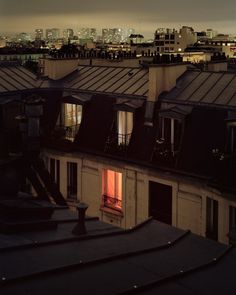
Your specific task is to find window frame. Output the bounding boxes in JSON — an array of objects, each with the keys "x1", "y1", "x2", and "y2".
[{"x1": 102, "y1": 169, "x2": 122, "y2": 212}]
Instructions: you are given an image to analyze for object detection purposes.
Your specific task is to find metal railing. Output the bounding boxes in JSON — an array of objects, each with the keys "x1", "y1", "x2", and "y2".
[
  {"x1": 53, "y1": 124, "x2": 80, "y2": 141},
  {"x1": 103, "y1": 195, "x2": 122, "y2": 211},
  {"x1": 105, "y1": 132, "x2": 132, "y2": 156},
  {"x1": 118, "y1": 133, "x2": 132, "y2": 146}
]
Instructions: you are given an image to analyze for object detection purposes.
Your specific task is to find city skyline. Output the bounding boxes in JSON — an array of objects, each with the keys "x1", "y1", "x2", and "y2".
[{"x1": 0, "y1": 0, "x2": 236, "y2": 38}]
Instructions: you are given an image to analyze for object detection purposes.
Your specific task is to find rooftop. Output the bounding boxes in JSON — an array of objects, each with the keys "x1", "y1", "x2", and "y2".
[
  {"x1": 163, "y1": 70, "x2": 236, "y2": 109},
  {"x1": 0, "y1": 208, "x2": 235, "y2": 295}
]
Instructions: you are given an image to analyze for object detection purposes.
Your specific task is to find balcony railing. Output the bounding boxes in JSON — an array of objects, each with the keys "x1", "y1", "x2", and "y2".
[
  {"x1": 102, "y1": 195, "x2": 122, "y2": 211},
  {"x1": 53, "y1": 124, "x2": 80, "y2": 141},
  {"x1": 152, "y1": 139, "x2": 178, "y2": 167},
  {"x1": 105, "y1": 132, "x2": 131, "y2": 155}
]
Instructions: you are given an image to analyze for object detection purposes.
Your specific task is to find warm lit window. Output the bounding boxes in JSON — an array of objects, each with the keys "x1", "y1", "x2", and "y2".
[
  {"x1": 63, "y1": 103, "x2": 82, "y2": 140},
  {"x1": 102, "y1": 169, "x2": 122, "y2": 211},
  {"x1": 117, "y1": 111, "x2": 133, "y2": 145},
  {"x1": 64, "y1": 103, "x2": 82, "y2": 127}
]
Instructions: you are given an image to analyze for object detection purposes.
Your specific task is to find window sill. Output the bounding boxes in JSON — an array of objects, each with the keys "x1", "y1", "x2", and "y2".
[{"x1": 100, "y1": 206, "x2": 124, "y2": 217}]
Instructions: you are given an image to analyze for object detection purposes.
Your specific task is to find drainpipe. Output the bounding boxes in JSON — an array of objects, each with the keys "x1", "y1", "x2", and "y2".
[{"x1": 134, "y1": 170, "x2": 138, "y2": 225}]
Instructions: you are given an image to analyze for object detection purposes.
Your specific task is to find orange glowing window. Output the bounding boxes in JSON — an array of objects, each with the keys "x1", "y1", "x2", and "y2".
[{"x1": 102, "y1": 169, "x2": 122, "y2": 211}]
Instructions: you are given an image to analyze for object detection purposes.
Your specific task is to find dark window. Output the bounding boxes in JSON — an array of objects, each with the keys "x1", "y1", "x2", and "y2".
[
  {"x1": 159, "y1": 117, "x2": 182, "y2": 153},
  {"x1": 165, "y1": 34, "x2": 169, "y2": 40},
  {"x1": 230, "y1": 126, "x2": 236, "y2": 152},
  {"x1": 206, "y1": 197, "x2": 218, "y2": 241},
  {"x1": 156, "y1": 41, "x2": 164, "y2": 46},
  {"x1": 170, "y1": 34, "x2": 175, "y2": 40},
  {"x1": 229, "y1": 206, "x2": 236, "y2": 230},
  {"x1": 67, "y1": 162, "x2": 77, "y2": 199},
  {"x1": 149, "y1": 181, "x2": 172, "y2": 225}
]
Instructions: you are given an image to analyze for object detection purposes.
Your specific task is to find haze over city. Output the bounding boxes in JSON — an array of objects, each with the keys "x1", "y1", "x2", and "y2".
[{"x1": 0, "y1": 0, "x2": 236, "y2": 37}]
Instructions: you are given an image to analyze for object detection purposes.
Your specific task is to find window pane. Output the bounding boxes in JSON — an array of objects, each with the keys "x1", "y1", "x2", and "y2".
[
  {"x1": 116, "y1": 172, "x2": 122, "y2": 200},
  {"x1": 117, "y1": 111, "x2": 133, "y2": 145},
  {"x1": 106, "y1": 169, "x2": 115, "y2": 197},
  {"x1": 65, "y1": 103, "x2": 82, "y2": 127},
  {"x1": 102, "y1": 169, "x2": 122, "y2": 210}
]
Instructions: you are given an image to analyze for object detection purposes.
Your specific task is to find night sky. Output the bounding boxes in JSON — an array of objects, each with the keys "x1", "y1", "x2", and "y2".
[{"x1": 0, "y1": 0, "x2": 236, "y2": 37}]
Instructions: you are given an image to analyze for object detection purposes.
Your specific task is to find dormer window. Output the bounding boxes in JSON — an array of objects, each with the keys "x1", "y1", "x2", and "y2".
[
  {"x1": 63, "y1": 103, "x2": 82, "y2": 140},
  {"x1": 156, "y1": 106, "x2": 192, "y2": 157},
  {"x1": 159, "y1": 117, "x2": 182, "y2": 154},
  {"x1": 117, "y1": 111, "x2": 133, "y2": 145},
  {"x1": 58, "y1": 93, "x2": 91, "y2": 141},
  {"x1": 64, "y1": 103, "x2": 82, "y2": 126},
  {"x1": 105, "y1": 99, "x2": 143, "y2": 155}
]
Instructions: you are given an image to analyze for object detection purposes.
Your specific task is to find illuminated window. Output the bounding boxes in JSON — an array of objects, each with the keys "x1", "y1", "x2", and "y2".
[
  {"x1": 102, "y1": 169, "x2": 122, "y2": 211},
  {"x1": 64, "y1": 103, "x2": 82, "y2": 127},
  {"x1": 63, "y1": 103, "x2": 82, "y2": 140},
  {"x1": 117, "y1": 111, "x2": 133, "y2": 145}
]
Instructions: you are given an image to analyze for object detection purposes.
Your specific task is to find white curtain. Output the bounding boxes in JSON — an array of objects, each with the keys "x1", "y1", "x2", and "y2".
[
  {"x1": 64, "y1": 104, "x2": 82, "y2": 127},
  {"x1": 117, "y1": 111, "x2": 133, "y2": 144}
]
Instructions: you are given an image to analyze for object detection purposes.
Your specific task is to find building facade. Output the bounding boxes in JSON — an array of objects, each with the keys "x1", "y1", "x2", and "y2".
[
  {"x1": 0, "y1": 54, "x2": 236, "y2": 246},
  {"x1": 154, "y1": 26, "x2": 197, "y2": 53}
]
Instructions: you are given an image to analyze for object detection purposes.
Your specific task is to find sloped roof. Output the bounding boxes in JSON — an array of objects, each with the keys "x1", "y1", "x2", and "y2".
[
  {"x1": 163, "y1": 70, "x2": 236, "y2": 109},
  {"x1": 65, "y1": 65, "x2": 149, "y2": 98},
  {"x1": 1, "y1": 211, "x2": 235, "y2": 295},
  {"x1": 0, "y1": 66, "x2": 39, "y2": 93}
]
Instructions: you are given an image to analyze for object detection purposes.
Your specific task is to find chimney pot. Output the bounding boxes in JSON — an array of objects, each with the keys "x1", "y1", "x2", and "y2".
[{"x1": 72, "y1": 202, "x2": 89, "y2": 235}]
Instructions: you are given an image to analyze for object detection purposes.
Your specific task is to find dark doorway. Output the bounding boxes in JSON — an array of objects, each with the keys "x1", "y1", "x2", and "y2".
[{"x1": 149, "y1": 181, "x2": 172, "y2": 225}]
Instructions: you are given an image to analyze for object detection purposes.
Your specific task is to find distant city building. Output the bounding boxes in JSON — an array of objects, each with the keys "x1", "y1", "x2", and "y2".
[
  {"x1": 17, "y1": 32, "x2": 32, "y2": 43},
  {"x1": 46, "y1": 28, "x2": 60, "y2": 41},
  {"x1": 154, "y1": 26, "x2": 197, "y2": 53},
  {"x1": 196, "y1": 31, "x2": 207, "y2": 41},
  {"x1": 63, "y1": 29, "x2": 74, "y2": 40},
  {"x1": 129, "y1": 34, "x2": 144, "y2": 44},
  {"x1": 0, "y1": 37, "x2": 7, "y2": 48},
  {"x1": 206, "y1": 29, "x2": 218, "y2": 39},
  {"x1": 77, "y1": 28, "x2": 97, "y2": 41},
  {"x1": 102, "y1": 28, "x2": 134, "y2": 44},
  {"x1": 35, "y1": 29, "x2": 43, "y2": 40}
]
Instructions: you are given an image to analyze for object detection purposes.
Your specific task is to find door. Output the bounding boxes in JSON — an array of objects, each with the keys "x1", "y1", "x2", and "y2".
[{"x1": 149, "y1": 181, "x2": 172, "y2": 225}]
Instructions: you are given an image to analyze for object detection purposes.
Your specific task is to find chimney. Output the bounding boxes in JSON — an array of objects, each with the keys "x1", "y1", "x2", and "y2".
[
  {"x1": 145, "y1": 56, "x2": 187, "y2": 125},
  {"x1": 39, "y1": 57, "x2": 78, "y2": 80},
  {"x1": 72, "y1": 202, "x2": 89, "y2": 235},
  {"x1": 149, "y1": 62, "x2": 187, "y2": 100}
]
